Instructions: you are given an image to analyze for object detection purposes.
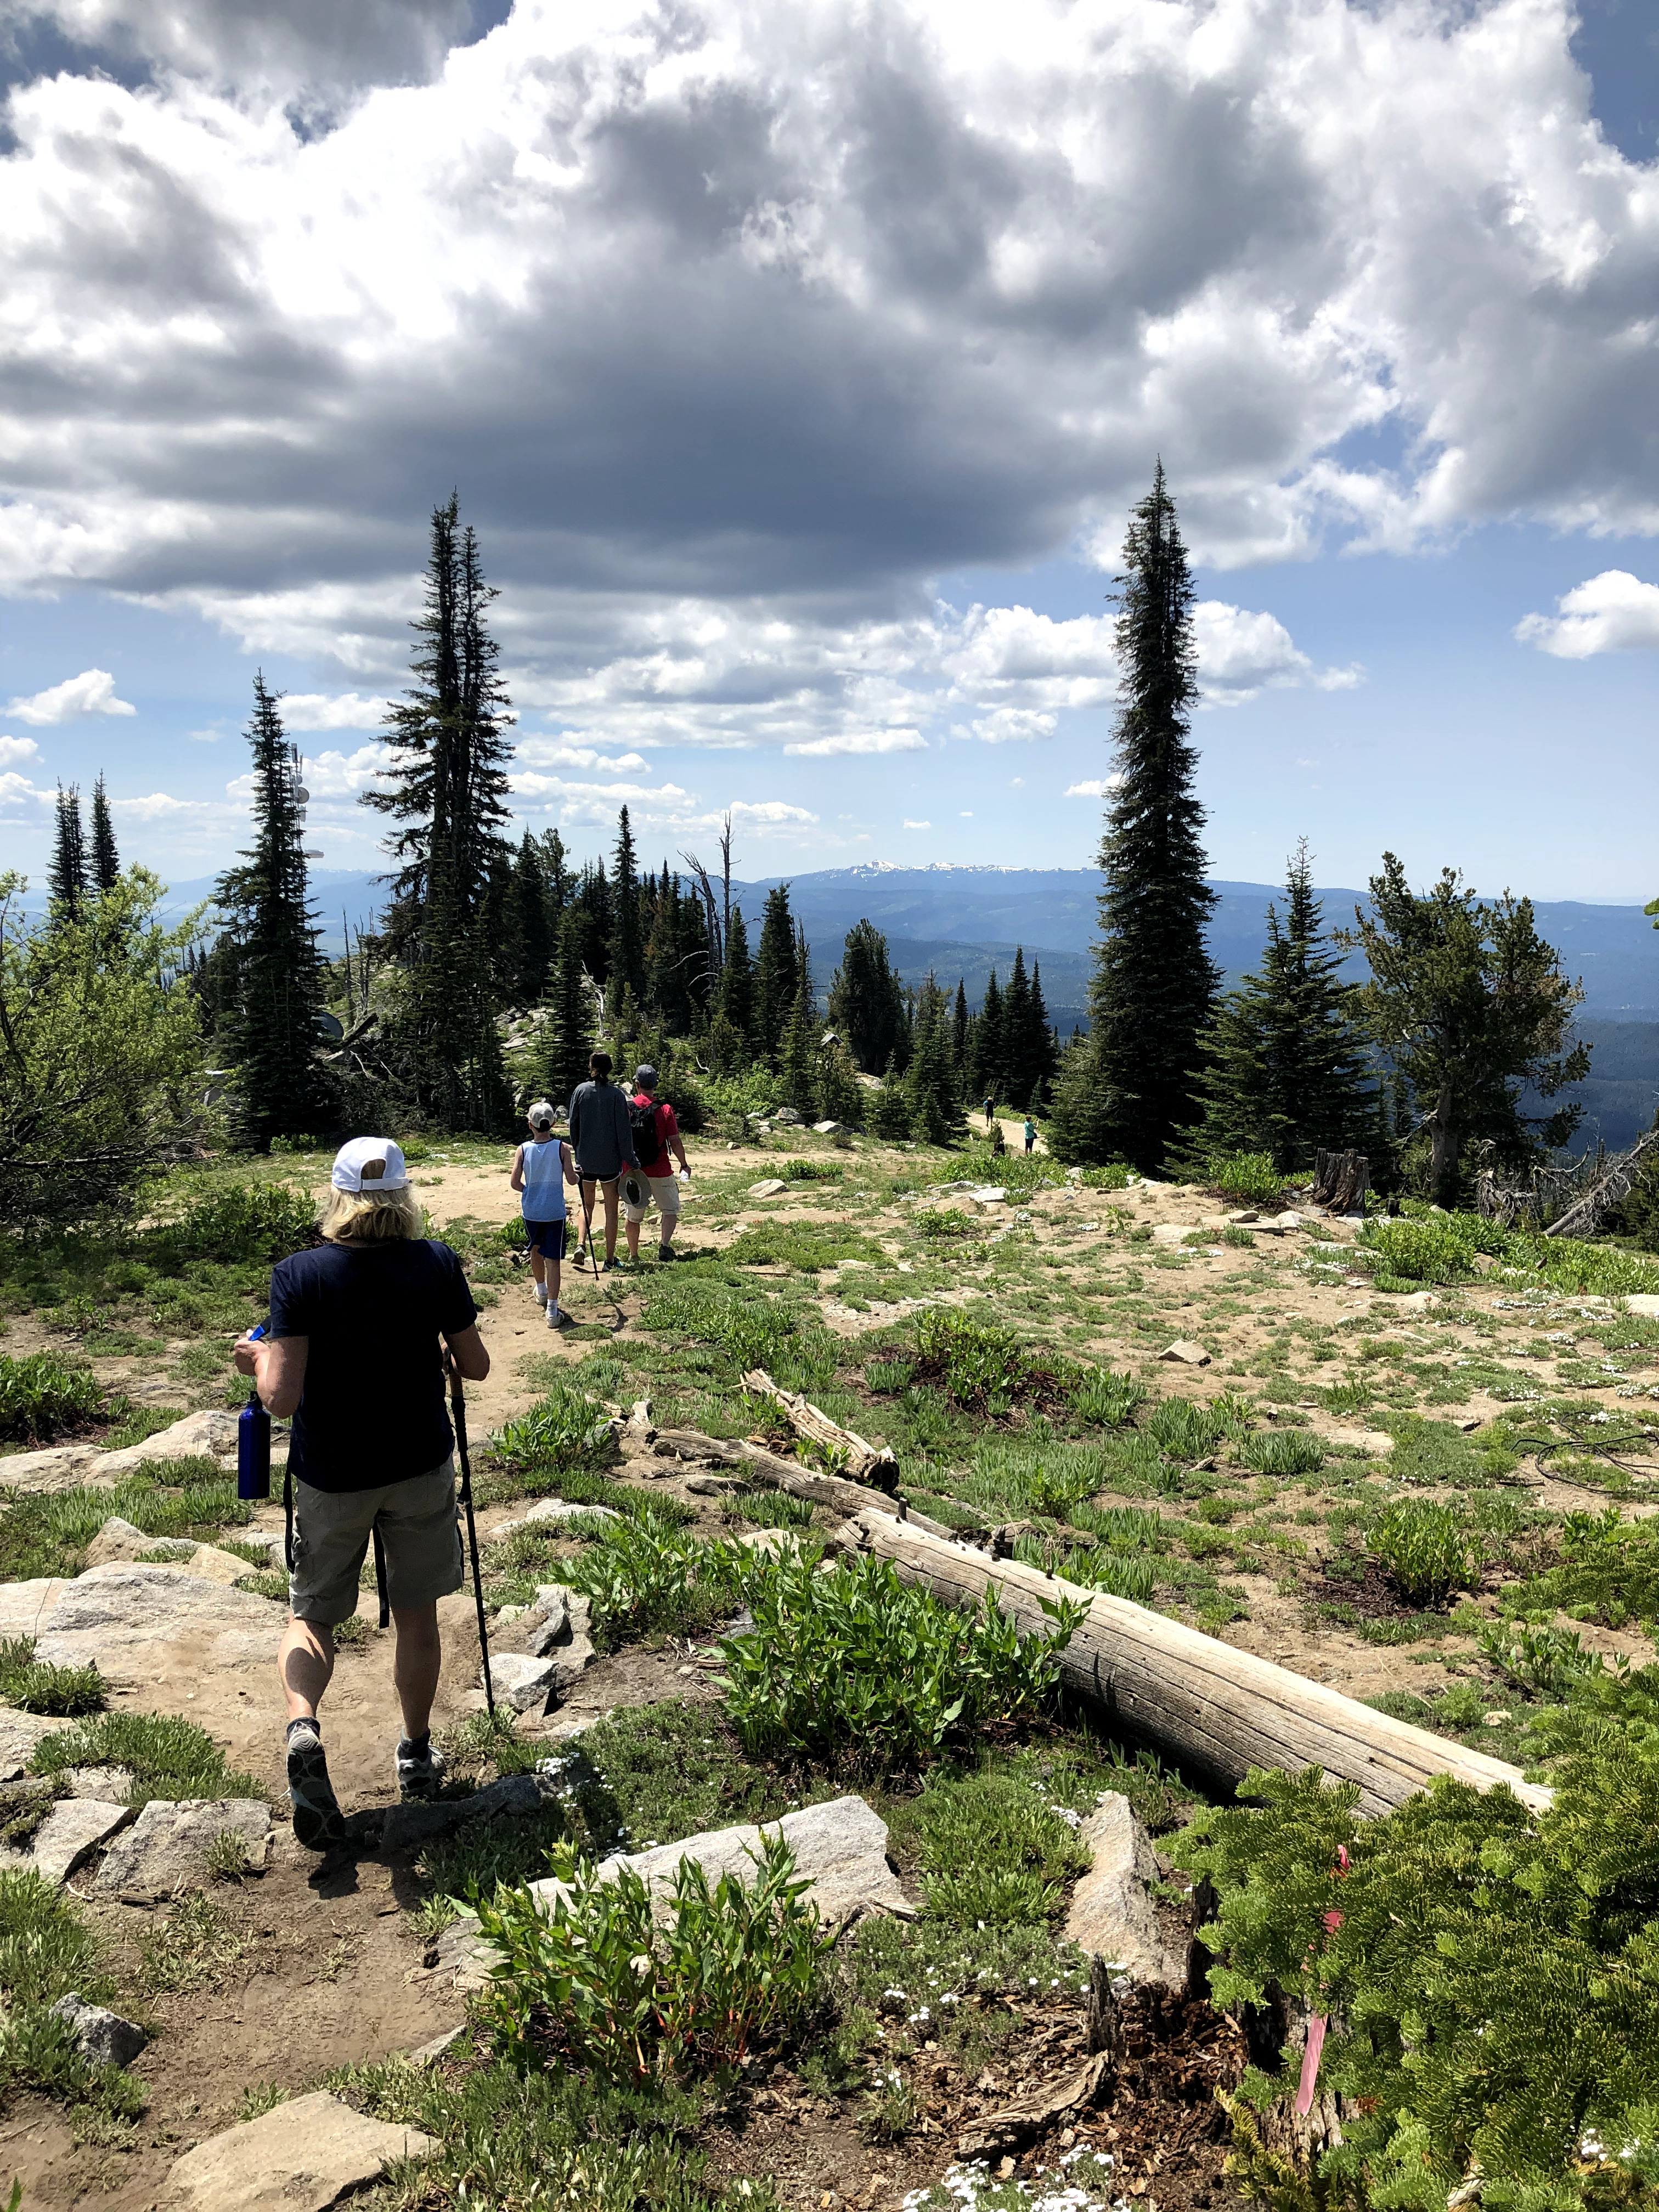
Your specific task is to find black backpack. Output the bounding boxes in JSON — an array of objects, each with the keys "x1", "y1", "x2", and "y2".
[{"x1": 629, "y1": 1096, "x2": 664, "y2": 1170}]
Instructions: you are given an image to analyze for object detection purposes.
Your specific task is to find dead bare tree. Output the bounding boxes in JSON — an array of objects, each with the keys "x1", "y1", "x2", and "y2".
[{"x1": 1544, "y1": 1124, "x2": 1659, "y2": 1240}]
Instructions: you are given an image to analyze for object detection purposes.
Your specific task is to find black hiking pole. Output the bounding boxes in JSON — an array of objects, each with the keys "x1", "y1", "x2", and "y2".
[{"x1": 447, "y1": 1352, "x2": 494, "y2": 1718}]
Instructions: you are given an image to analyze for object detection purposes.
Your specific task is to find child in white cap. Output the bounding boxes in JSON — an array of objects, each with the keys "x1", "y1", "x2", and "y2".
[{"x1": 510, "y1": 1102, "x2": 577, "y2": 1327}]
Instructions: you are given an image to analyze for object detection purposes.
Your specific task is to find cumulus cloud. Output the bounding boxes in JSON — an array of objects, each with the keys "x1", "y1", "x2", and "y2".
[
  {"x1": 6, "y1": 669, "x2": 136, "y2": 724},
  {"x1": 784, "y1": 729, "x2": 928, "y2": 758},
  {"x1": 0, "y1": 770, "x2": 51, "y2": 811},
  {"x1": 276, "y1": 692, "x2": 392, "y2": 731},
  {"x1": 516, "y1": 736, "x2": 651, "y2": 772},
  {"x1": 902, "y1": 819, "x2": 931, "y2": 830},
  {"x1": 1065, "y1": 776, "x2": 1123, "y2": 798},
  {"x1": 1190, "y1": 601, "x2": 1361, "y2": 706},
  {"x1": 112, "y1": 791, "x2": 210, "y2": 819},
  {"x1": 1515, "y1": 570, "x2": 1659, "y2": 657},
  {"x1": 0, "y1": 736, "x2": 42, "y2": 768},
  {"x1": 227, "y1": 743, "x2": 399, "y2": 802}
]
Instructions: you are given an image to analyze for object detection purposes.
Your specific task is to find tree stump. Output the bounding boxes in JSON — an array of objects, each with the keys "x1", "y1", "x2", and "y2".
[{"x1": 1311, "y1": 1149, "x2": 1369, "y2": 1213}]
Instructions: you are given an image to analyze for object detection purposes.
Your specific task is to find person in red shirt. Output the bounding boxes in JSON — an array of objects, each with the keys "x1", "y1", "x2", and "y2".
[{"x1": 622, "y1": 1064, "x2": 691, "y2": 1262}]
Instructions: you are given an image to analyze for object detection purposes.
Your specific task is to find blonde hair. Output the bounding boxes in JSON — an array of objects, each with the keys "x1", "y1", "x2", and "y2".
[{"x1": 318, "y1": 1184, "x2": 424, "y2": 1244}]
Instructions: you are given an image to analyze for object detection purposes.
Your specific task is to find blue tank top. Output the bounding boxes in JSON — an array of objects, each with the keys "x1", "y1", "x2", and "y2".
[{"x1": 519, "y1": 1138, "x2": 567, "y2": 1222}]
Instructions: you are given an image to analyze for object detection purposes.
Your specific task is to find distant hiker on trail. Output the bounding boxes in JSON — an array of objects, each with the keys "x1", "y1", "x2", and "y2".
[
  {"x1": 1024, "y1": 1115, "x2": 1037, "y2": 1154},
  {"x1": 510, "y1": 1101, "x2": 577, "y2": 1327},
  {"x1": 983, "y1": 1096, "x2": 995, "y2": 1128},
  {"x1": 568, "y1": 1049, "x2": 639, "y2": 1272},
  {"x1": 233, "y1": 1137, "x2": 490, "y2": 1852},
  {"x1": 623, "y1": 1064, "x2": 691, "y2": 1265}
]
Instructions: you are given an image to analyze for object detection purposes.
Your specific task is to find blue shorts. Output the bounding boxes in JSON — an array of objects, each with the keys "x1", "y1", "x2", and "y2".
[{"x1": 524, "y1": 1219, "x2": 568, "y2": 1260}]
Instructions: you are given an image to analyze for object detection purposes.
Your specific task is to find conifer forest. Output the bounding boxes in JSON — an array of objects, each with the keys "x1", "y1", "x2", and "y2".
[{"x1": 0, "y1": 471, "x2": 1657, "y2": 2212}]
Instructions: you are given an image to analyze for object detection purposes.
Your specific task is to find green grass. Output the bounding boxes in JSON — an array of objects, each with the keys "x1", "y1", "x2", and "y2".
[
  {"x1": 565, "y1": 1509, "x2": 747, "y2": 1646},
  {"x1": 903, "y1": 1766, "x2": 1092, "y2": 1927},
  {"x1": 31, "y1": 1710, "x2": 263, "y2": 1809},
  {"x1": 0, "y1": 1459, "x2": 249, "y2": 1581},
  {"x1": 0, "y1": 1870, "x2": 143, "y2": 2119},
  {"x1": 0, "y1": 1351, "x2": 108, "y2": 1446},
  {"x1": 576, "y1": 1702, "x2": 809, "y2": 1855},
  {"x1": 0, "y1": 1638, "x2": 105, "y2": 1717}
]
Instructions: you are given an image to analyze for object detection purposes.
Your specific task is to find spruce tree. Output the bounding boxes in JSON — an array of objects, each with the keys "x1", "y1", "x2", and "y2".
[
  {"x1": 89, "y1": 774, "x2": 119, "y2": 892},
  {"x1": 1049, "y1": 464, "x2": 1216, "y2": 1171},
  {"x1": 828, "y1": 920, "x2": 909, "y2": 1073},
  {"x1": 1026, "y1": 962, "x2": 1057, "y2": 1104},
  {"x1": 1003, "y1": 949, "x2": 1034, "y2": 1109},
  {"x1": 906, "y1": 975, "x2": 967, "y2": 1146},
  {"x1": 217, "y1": 677, "x2": 336, "y2": 1149},
  {"x1": 49, "y1": 785, "x2": 87, "y2": 920},
  {"x1": 610, "y1": 806, "x2": 646, "y2": 1013},
  {"x1": 501, "y1": 831, "x2": 552, "y2": 1006},
  {"x1": 1187, "y1": 842, "x2": 1378, "y2": 1172},
  {"x1": 544, "y1": 908, "x2": 594, "y2": 1113},
  {"x1": 976, "y1": 968, "x2": 1005, "y2": 1103},
  {"x1": 754, "y1": 885, "x2": 800, "y2": 1059},
  {"x1": 711, "y1": 907, "x2": 755, "y2": 1069},
  {"x1": 778, "y1": 966, "x2": 818, "y2": 1119},
  {"x1": 871, "y1": 1051, "x2": 914, "y2": 1139}
]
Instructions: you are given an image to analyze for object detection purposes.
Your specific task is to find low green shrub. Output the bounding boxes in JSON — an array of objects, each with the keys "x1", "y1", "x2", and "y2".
[
  {"x1": 487, "y1": 1382, "x2": 612, "y2": 1482},
  {"x1": 1500, "y1": 1505, "x2": 1659, "y2": 1629},
  {"x1": 723, "y1": 1223, "x2": 883, "y2": 1273},
  {"x1": 0, "y1": 1638, "x2": 105, "y2": 1717},
  {"x1": 1173, "y1": 1752, "x2": 1659, "y2": 2212},
  {"x1": 864, "y1": 1354, "x2": 916, "y2": 1395},
  {"x1": 1365, "y1": 1499, "x2": 1482, "y2": 1606},
  {"x1": 0, "y1": 1460, "x2": 248, "y2": 1581},
  {"x1": 144, "y1": 1179, "x2": 316, "y2": 1266},
  {"x1": 721, "y1": 1550, "x2": 1083, "y2": 1776},
  {"x1": 1206, "y1": 1153, "x2": 1291, "y2": 1206},
  {"x1": 1076, "y1": 1163, "x2": 1133, "y2": 1190},
  {"x1": 0, "y1": 1351, "x2": 106, "y2": 1444},
  {"x1": 642, "y1": 1279, "x2": 837, "y2": 1390},
  {"x1": 1143, "y1": 1396, "x2": 1221, "y2": 1461},
  {"x1": 1242, "y1": 1429, "x2": 1327, "y2": 1479},
  {"x1": 32, "y1": 1710, "x2": 262, "y2": 1809},
  {"x1": 1357, "y1": 1214, "x2": 1481, "y2": 1284},
  {"x1": 565, "y1": 1509, "x2": 747, "y2": 1646},
  {"x1": 477, "y1": 1830, "x2": 831, "y2": 2084},
  {"x1": 782, "y1": 1158, "x2": 840, "y2": 1182},
  {"x1": 913, "y1": 1307, "x2": 1059, "y2": 1413},
  {"x1": 910, "y1": 1768, "x2": 1091, "y2": 1927},
  {"x1": 1070, "y1": 1368, "x2": 1143, "y2": 1428}
]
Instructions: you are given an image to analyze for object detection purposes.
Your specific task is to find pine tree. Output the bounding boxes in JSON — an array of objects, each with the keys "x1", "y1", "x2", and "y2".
[
  {"x1": 1049, "y1": 464, "x2": 1216, "y2": 1171},
  {"x1": 1187, "y1": 842, "x2": 1378, "y2": 1172},
  {"x1": 49, "y1": 785, "x2": 87, "y2": 921},
  {"x1": 951, "y1": 980, "x2": 969, "y2": 1099},
  {"x1": 501, "y1": 831, "x2": 552, "y2": 1005},
  {"x1": 778, "y1": 966, "x2": 818, "y2": 1119},
  {"x1": 539, "y1": 828, "x2": 571, "y2": 929},
  {"x1": 544, "y1": 908, "x2": 594, "y2": 1113},
  {"x1": 1003, "y1": 949, "x2": 1035, "y2": 1110},
  {"x1": 828, "y1": 920, "x2": 909, "y2": 1073},
  {"x1": 711, "y1": 907, "x2": 755, "y2": 1069},
  {"x1": 217, "y1": 677, "x2": 336, "y2": 1149},
  {"x1": 975, "y1": 968, "x2": 1005, "y2": 1103},
  {"x1": 89, "y1": 774, "x2": 119, "y2": 892},
  {"x1": 1026, "y1": 962, "x2": 1057, "y2": 1104},
  {"x1": 906, "y1": 975, "x2": 967, "y2": 1146},
  {"x1": 816, "y1": 1037, "x2": 865, "y2": 1128},
  {"x1": 871, "y1": 1051, "x2": 915, "y2": 1139},
  {"x1": 754, "y1": 885, "x2": 800, "y2": 1060},
  {"x1": 610, "y1": 806, "x2": 646, "y2": 1012}
]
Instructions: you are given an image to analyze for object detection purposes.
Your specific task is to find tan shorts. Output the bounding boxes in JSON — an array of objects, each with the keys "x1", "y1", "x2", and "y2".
[
  {"x1": 623, "y1": 1173, "x2": 681, "y2": 1227},
  {"x1": 288, "y1": 1461, "x2": 464, "y2": 1626}
]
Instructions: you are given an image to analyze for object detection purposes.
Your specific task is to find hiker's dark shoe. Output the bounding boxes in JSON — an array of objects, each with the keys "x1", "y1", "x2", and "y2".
[
  {"x1": 657, "y1": 1244, "x2": 675, "y2": 1262},
  {"x1": 396, "y1": 1734, "x2": 445, "y2": 1802},
  {"x1": 286, "y1": 1721, "x2": 346, "y2": 1850}
]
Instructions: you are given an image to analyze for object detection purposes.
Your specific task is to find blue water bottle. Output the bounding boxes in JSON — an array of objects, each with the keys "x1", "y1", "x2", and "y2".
[{"x1": 238, "y1": 1324, "x2": 272, "y2": 1502}]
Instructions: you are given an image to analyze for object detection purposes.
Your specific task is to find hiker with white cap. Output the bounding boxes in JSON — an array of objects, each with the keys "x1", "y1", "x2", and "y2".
[
  {"x1": 623, "y1": 1064, "x2": 690, "y2": 1264},
  {"x1": 509, "y1": 1101, "x2": 577, "y2": 1326},
  {"x1": 232, "y1": 1137, "x2": 490, "y2": 1852}
]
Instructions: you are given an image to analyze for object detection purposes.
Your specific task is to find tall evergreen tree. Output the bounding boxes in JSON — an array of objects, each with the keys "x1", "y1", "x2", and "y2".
[
  {"x1": 539, "y1": 827, "x2": 571, "y2": 929},
  {"x1": 544, "y1": 908, "x2": 595, "y2": 1113},
  {"x1": 89, "y1": 774, "x2": 119, "y2": 892},
  {"x1": 49, "y1": 785, "x2": 87, "y2": 920},
  {"x1": 906, "y1": 974, "x2": 967, "y2": 1146},
  {"x1": 610, "y1": 806, "x2": 646, "y2": 1013},
  {"x1": 710, "y1": 906, "x2": 755, "y2": 1068},
  {"x1": 1027, "y1": 963, "x2": 1056, "y2": 1102},
  {"x1": 778, "y1": 964, "x2": 818, "y2": 1118},
  {"x1": 951, "y1": 979, "x2": 969, "y2": 1098},
  {"x1": 974, "y1": 968, "x2": 1005, "y2": 1102},
  {"x1": 1002, "y1": 949, "x2": 1035, "y2": 1109},
  {"x1": 828, "y1": 920, "x2": 909, "y2": 1073},
  {"x1": 1049, "y1": 464, "x2": 1217, "y2": 1171},
  {"x1": 216, "y1": 677, "x2": 336, "y2": 1149},
  {"x1": 753, "y1": 885, "x2": 800, "y2": 1059},
  {"x1": 501, "y1": 831, "x2": 552, "y2": 1005},
  {"x1": 1186, "y1": 842, "x2": 1378, "y2": 1172}
]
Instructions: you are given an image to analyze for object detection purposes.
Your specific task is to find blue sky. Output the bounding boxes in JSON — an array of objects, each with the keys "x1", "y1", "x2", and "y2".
[{"x1": 1, "y1": 0, "x2": 1655, "y2": 906}]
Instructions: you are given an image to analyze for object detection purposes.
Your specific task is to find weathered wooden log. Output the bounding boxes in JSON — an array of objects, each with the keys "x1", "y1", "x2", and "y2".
[
  {"x1": 648, "y1": 1427, "x2": 953, "y2": 1537},
  {"x1": 847, "y1": 1510, "x2": 1550, "y2": 1818},
  {"x1": 1545, "y1": 1123, "x2": 1659, "y2": 1242},
  {"x1": 741, "y1": 1368, "x2": 899, "y2": 1488}
]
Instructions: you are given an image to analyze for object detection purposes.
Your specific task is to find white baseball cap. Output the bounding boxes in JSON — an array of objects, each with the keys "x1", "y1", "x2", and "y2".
[
  {"x1": 331, "y1": 1136, "x2": 408, "y2": 1192},
  {"x1": 527, "y1": 1099, "x2": 556, "y2": 1128}
]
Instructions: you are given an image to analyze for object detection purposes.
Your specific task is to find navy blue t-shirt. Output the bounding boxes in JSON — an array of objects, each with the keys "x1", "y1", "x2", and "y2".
[{"x1": 267, "y1": 1239, "x2": 479, "y2": 1493}]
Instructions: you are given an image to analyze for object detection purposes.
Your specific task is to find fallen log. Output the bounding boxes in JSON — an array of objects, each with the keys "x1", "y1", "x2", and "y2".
[
  {"x1": 648, "y1": 1428, "x2": 954, "y2": 1537},
  {"x1": 741, "y1": 1369, "x2": 899, "y2": 1489},
  {"x1": 1544, "y1": 1123, "x2": 1659, "y2": 1242},
  {"x1": 847, "y1": 1510, "x2": 1550, "y2": 1818}
]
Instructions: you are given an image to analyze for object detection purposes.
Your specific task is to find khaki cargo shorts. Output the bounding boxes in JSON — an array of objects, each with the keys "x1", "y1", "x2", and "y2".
[
  {"x1": 622, "y1": 1172, "x2": 681, "y2": 1226},
  {"x1": 288, "y1": 1460, "x2": 464, "y2": 1626}
]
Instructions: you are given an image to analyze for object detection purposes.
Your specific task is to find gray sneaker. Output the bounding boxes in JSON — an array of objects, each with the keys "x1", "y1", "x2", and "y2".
[
  {"x1": 286, "y1": 1720, "x2": 346, "y2": 1850},
  {"x1": 396, "y1": 1735, "x2": 445, "y2": 1802}
]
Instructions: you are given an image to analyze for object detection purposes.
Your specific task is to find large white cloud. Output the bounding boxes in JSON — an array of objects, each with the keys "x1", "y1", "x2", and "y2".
[
  {"x1": 5, "y1": 669, "x2": 136, "y2": 724},
  {"x1": 1515, "y1": 569, "x2": 1659, "y2": 657},
  {"x1": 0, "y1": 0, "x2": 1654, "y2": 758},
  {"x1": 0, "y1": 736, "x2": 41, "y2": 768}
]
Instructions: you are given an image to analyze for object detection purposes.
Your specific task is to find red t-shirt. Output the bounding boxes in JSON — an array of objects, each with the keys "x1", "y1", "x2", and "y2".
[{"x1": 631, "y1": 1094, "x2": 680, "y2": 1178}]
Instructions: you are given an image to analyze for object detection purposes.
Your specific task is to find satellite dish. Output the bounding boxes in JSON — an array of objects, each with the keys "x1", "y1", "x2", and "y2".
[
  {"x1": 294, "y1": 787, "x2": 310, "y2": 804},
  {"x1": 316, "y1": 1011, "x2": 345, "y2": 1041}
]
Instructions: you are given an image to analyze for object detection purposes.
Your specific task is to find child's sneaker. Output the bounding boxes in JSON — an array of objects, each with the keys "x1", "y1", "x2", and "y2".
[
  {"x1": 286, "y1": 1719, "x2": 346, "y2": 1851},
  {"x1": 396, "y1": 1734, "x2": 445, "y2": 1802},
  {"x1": 534, "y1": 1282, "x2": 549, "y2": 1306}
]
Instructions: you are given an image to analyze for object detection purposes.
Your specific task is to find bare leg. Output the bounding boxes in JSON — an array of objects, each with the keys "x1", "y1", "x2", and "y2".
[
  {"x1": 279, "y1": 1616, "x2": 336, "y2": 1722},
  {"x1": 547, "y1": 1257, "x2": 561, "y2": 1308},
  {"x1": 625, "y1": 1212, "x2": 641, "y2": 1259},
  {"x1": 601, "y1": 1180, "x2": 620, "y2": 1262},
  {"x1": 392, "y1": 1602, "x2": 442, "y2": 1740},
  {"x1": 529, "y1": 1248, "x2": 546, "y2": 1289}
]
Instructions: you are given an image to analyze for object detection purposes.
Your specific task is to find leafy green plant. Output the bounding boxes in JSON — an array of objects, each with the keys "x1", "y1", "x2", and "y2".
[
  {"x1": 914, "y1": 1307, "x2": 1059, "y2": 1413},
  {"x1": 32, "y1": 1710, "x2": 262, "y2": 1809},
  {"x1": 565, "y1": 1509, "x2": 747, "y2": 1646},
  {"x1": 1174, "y1": 1753, "x2": 1659, "y2": 2212},
  {"x1": 0, "y1": 1352, "x2": 106, "y2": 1444},
  {"x1": 864, "y1": 1354, "x2": 916, "y2": 1395},
  {"x1": 1477, "y1": 1620, "x2": 1611, "y2": 1697},
  {"x1": 1241, "y1": 1429, "x2": 1327, "y2": 1479},
  {"x1": 1357, "y1": 1214, "x2": 1481, "y2": 1285},
  {"x1": 1143, "y1": 1396, "x2": 1221, "y2": 1461},
  {"x1": 723, "y1": 1223, "x2": 883, "y2": 1273},
  {"x1": 1206, "y1": 1153, "x2": 1291, "y2": 1206},
  {"x1": 0, "y1": 1639, "x2": 105, "y2": 1718},
  {"x1": 1070, "y1": 1368, "x2": 1143, "y2": 1428},
  {"x1": 487, "y1": 1381, "x2": 613, "y2": 1486},
  {"x1": 0, "y1": 1869, "x2": 142, "y2": 2118},
  {"x1": 1503, "y1": 1505, "x2": 1659, "y2": 1629},
  {"x1": 1221, "y1": 1223, "x2": 1257, "y2": 1249},
  {"x1": 782, "y1": 1158, "x2": 841, "y2": 1182},
  {"x1": 0, "y1": 1460, "x2": 250, "y2": 1581},
  {"x1": 144, "y1": 1178, "x2": 316, "y2": 1266},
  {"x1": 720, "y1": 1550, "x2": 1083, "y2": 1776},
  {"x1": 476, "y1": 1830, "x2": 831, "y2": 2084},
  {"x1": 1365, "y1": 1499, "x2": 1481, "y2": 1606},
  {"x1": 1011, "y1": 1536, "x2": 1156, "y2": 1605}
]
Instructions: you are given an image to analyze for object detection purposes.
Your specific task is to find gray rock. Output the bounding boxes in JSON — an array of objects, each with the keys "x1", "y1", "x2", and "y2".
[
  {"x1": 0, "y1": 1578, "x2": 74, "y2": 1638},
  {"x1": 0, "y1": 1707, "x2": 65, "y2": 1781},
  {"x1": 969, "y1": 1186, "x2": 1008, "y2": 1206},
  {"x1": 0, "y1": 1444, "x2": 101, "y2": 1493},
  {"x1": 1158, "y1": 1339, "x2": 1211, "y2": 1365},
  {"x1": 1062, "y1": 1793, "x2": 1187, "y2": 1991},
  {"x1": 532, "y1": 1791, "x2": 911, "y2": 1928},
  {"x1": 486, "y1": 1651, "x2": 558, "y2": 1713},
  {"x1": 747, "y1": 1177, "x2": 788, "y2": 1198},
  {"x1": 407, "y1": 2025, "x2": 464, "y2": 2067},
  {"x1": 58, "y1": 1764, "x2": 135, "y2": 1799},
  {"x1": 535, "y1": 1584, "x2": 592, "y2": 1639},
  {"x1": 32, "y1": 1564, "x2": 286, "y2": 1672},
  {"x1": 48, "y1": 1992, "x2": 146, "y2": 2069},
  {"x1": 31, "y1": 1799, "x2": 134, "y2": 1885},
  {"x1": 771, "y1": 1107, "x2": 803, "y2": 1125},
  {"x1": 525, "y1": 1496, "x2": 619, "y2": 1527},
  {"x1": 1627, "y1": 1293, "x2": 1659, "y2": 1318},
  {"x1": 811, "y1": 1120, "x2": 843, "y2": 1135},
  {"x1": 84, "y1": 1516, "x2": 195, "y2": 1568},
  {"x1": 92, "y1": 1796, "x2": 273, "y2": 1900},
  {"x1": 164, "y1": 2089, "x2": 437, "y2": 2211},
  {"x1": 935, "y1": 1181, "x2": 977, "y2": 1194},
  {"x1": 380, "y1": 1770, "x2": 543, "y2": 1855},
  {"x1": 547, "y1": 1635, "x2": 597, "y2": 1694},
  {"x1": 96, "y1": 1408, "x2": 240, "y2": 1477}
]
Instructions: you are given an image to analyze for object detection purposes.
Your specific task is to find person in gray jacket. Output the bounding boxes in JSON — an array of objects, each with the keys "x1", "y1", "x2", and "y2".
[{"x1": 566, "y1": 1049, "x2": 638, "y2": 1271}]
